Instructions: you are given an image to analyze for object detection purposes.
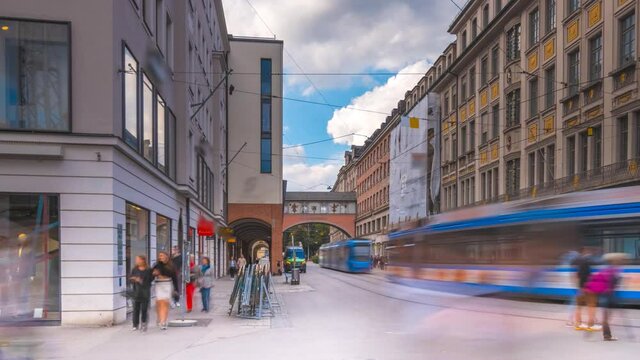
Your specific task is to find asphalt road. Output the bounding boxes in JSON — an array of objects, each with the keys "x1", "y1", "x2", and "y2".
[{"x1": 6, "y1": 263, "x2": 640, "y2": 360}]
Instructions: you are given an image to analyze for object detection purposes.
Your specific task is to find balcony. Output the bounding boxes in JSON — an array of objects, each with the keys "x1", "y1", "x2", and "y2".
[
  {"x1": 561, "y1": 92, "x2": 580, "y2": 116},
  {"x1": 582, "y1": 80, "x2": 603, "y2": 106},
  {"x1": 612, "y1": 62, "x2": 636, "y2": 92}
]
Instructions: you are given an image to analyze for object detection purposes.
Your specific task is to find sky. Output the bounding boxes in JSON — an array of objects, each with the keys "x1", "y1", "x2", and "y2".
[{"x1": 222, "y1": 0, "x2": 457, "y2": 191}]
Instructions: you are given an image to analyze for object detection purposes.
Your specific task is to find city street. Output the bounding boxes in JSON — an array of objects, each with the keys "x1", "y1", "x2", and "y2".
[{"x1": 5, "y1": 263, "x2": 639, "y2": 360}]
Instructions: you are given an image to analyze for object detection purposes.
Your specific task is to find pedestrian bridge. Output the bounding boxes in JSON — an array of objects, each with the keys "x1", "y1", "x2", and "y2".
[{"x1": 283, "y1": 192, "x2": 356, "y2": 237}]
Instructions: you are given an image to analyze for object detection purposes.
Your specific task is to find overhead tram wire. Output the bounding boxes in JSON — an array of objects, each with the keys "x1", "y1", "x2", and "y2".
[{"x1": 243, "y1": 0, "x2": 332, "y2": 106}]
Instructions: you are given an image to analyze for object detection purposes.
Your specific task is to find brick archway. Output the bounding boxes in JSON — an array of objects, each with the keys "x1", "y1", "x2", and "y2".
[{"x1": 282, "y1": 214, "x2": 355, "y2": 238}]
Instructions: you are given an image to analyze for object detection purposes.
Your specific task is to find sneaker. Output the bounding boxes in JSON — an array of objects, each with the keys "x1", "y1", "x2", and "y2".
[
  {"x1": 588, "y1": 324, "x2": 603, "y2": 332},
  {"x1": 575, "y1": 323, "x2": 589, "y2": 331},
  {"x1": 604, "y1": 337, "x2": 618, "y2": 341},
  {"x1": 131, "y1": 326, "x2": 138, "y2": 331},
  {"x1": 141, "y1": 323, "x2": 147, "y2": 332}
]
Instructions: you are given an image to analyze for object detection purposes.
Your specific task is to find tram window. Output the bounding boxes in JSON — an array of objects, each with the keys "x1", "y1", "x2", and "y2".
[{"x1": 603, "y1": 236, "x2": 640, "y2": 260}]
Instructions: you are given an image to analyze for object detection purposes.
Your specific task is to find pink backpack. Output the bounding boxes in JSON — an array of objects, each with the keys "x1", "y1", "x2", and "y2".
[{"x1": 584, "y1": 268, "x2": 617, "y2": 294}]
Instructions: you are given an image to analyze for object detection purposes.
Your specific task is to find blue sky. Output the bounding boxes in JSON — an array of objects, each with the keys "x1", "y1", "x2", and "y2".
[{"x1": 222, "y1": 0, "x2": 455, "y2": 190}]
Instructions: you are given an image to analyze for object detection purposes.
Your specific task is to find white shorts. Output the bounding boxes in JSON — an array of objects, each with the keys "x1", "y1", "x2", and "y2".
[{"x1": 155, "y1": 280, "x2": 173, "y2": 301}]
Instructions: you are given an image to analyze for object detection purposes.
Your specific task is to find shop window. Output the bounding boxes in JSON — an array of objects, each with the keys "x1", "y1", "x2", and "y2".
[
  {"x1": 0, "y1": 194, "x2": 60, "y2": 322},
  {"x1": 126, "y1": 203, "x2": 149, "y2": 283},
  {"x1": 156, "y1": 214, "x2": 171, "y2": 260}
]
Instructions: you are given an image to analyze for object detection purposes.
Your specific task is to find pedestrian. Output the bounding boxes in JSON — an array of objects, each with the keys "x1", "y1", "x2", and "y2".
[
  {"x1": 185, "y1": 254, "x2": 196, "y2": 313},
  {"x1": 571, "y1": 247, "x2": 600, "y2": 331},
  {"x1": 229, "y1": 257, "x2": 237, "y2": 279},
  {"x1": 152, "y1": 251, "x2": 178, "y2": 330},
  {"x1": 171, "y1": 246, "x2": 183, "y2": 306},
  {"x1": 585, "y1": 253, "x2": 627, "y2": 341},
  {"x1": 129, "y1": 255, "x2": 152, "y2": 331},
  {"x1": 237, "y1": 254, "x2": 247, "y2": 271},
  {"x1": 561, "y1": 250, "x2": 580, "y2": 327},
  {"x1": 196, "y1": 257, "x2": 215, "y2": 312}
]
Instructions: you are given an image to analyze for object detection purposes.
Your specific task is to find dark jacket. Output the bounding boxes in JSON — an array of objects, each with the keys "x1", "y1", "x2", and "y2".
[{"x1": 130, "y1": 267, "x2": 153, "y2": 301}]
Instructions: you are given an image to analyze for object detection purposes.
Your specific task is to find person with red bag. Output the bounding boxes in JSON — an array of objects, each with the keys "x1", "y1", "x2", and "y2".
[{"x1": 185, "y1": 254, "x2": 196, "y2": 313}]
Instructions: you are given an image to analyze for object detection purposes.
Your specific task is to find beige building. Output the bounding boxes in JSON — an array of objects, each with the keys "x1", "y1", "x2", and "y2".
[
  {"x1": 432, "y1": 0, "x2": 639, "y2": 212},
  {"x1": 226, "y1": 36, "x2": 285, "y2": 269}
]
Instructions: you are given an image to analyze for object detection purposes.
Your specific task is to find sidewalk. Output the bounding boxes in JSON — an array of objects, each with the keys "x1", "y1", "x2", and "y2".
[{"x1": 0, "y1": 276, "x2": 280, "y2": 360}]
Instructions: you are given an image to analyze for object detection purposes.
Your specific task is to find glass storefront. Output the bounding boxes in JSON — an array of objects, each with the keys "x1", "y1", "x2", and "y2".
[
  {"x1": 156, "y1": 214, "x2": 171, "y2": 260},
  {"x1": 125, "y1": 203, "x2": 149, "y2": 275},
  {"x1": 0, "y1": 194, "x2": 60, "y2": 323}
]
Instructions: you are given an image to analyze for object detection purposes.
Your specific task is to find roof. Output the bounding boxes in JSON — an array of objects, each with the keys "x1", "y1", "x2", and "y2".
[{"x1": 285, "y1": 192, "x2": 356, "y2": 202}]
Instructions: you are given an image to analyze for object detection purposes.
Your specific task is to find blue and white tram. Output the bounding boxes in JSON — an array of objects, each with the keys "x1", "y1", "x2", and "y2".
[
  {"x1": 386, "y1": 186, "x2": 640, "y2": 302},
  {"x1": 319, "y1": 239, "x2": 372, "y2": 273}
]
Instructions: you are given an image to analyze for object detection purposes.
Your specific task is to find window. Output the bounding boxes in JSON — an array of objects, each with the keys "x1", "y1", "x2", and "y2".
[
  {"x1": 546, "y1": 0, "x2": 556, "y2": 33},
  {"x1": 619, "y1": 116, "x2": 629, "y2": 162},
  {"x1": 483, "y1": 4, "x2": 490, "y2": 29},
  {"x1": 537, "y1": 148, "x2": 545, "y2": 184},
  {"x1": 529, "y1": 78, "x2": 538, "y2": 117},
  {"x1": 123, "y1": 46, "x2": 139, "y2": 147},
  {"x1": 529, "y1": 8, "x2": 539, "y2": 46},
  {"x1": 469, "y1": 67, "x2": 476, "y2": 96},
  {"x1": 469, "y1": 119, "x2": 476, "y2": 150},
  {"x1": 481, "y1": 113, "x2": 489, "y2": 143},
  {"x1": 528, "y1": 152, "x2": 535, "y2": 186},
  {"x1": 506, "y1": 89, "x2": 520, "y2": 127},
  {"x1": 444, "y1": 92, "x2": 450, "y2": 116},
  {"x1": 567, "y1": 136, "x2": 576, "y2": 175},
  {"x1": 156, "y1": 214, "x2": 171, "y2": 259},
  {"x1": 491, "y1": 46, "x2": 500, "y2": 77},
  {"x1": 461, "y1": 125, "x2": 467, "y2": 153},
  {"x1": 452, "y1": 133, "x2": 458, "y2": 159},
  {"x1": 506, "y1": 24, "x2": 521, "y2": 62},
  {"x1": 506, "y1": 158, "x2": 521, "y2": 196},
  {"x1": 620, "y1": 13, "x2": 636, "y2": 66},
  {"x1": 143, "y1": 0, "x2": 154, "y2": 33},
  {"x1": 260, "y1": 59, "x2": 272, "y2": 173},
  {"x1": 472, "y1": 18, "x2": 478, "y2": 39},
  {"x1": 0, "y1": 20, "x2": 71, "y2": 132},
  {"x1": 0, "y1": 194, "x2": 61, "y2": 321},
  {"x1": 589, "y1": 34, "x2": 602, "y2": 82},
  {"x1": 155, "y1": 0, "x2": 164, "y2": 53},
  {"x1": 544, "y1": 66, "x2": 555, "y2": 109},
  {"x1": 491, "y1": 104, "x2": 500, "y2": 138},
  {"x1": 451, "y1": 85, "x2": 458, "y2": 109},
  {"x1": 494, "y1": 0, "x2": 502, "y2": 14},
  {"x1": 636, "y1": 116, "x2": 640, "y2": 158},
  {"x1": 547, "y1": 144, "x2": 555, "y2": 180},
  {"x1": 157, "y1": 95, "x2": 166, "y2": 169},
  {"x1": 568, "y1": 50, "x2": 580, "y2": 96},
  {"x1": 579, "y1": 131, "x2": 588, "y2": 173},
  {"x1": 568, "y1": 0, "x2": 580, "y2": 14},
  {"x1": 142, "y1": 74, "x2": 154, "y2": 162},
  {"x1": 481, "y1": 57, "x2": 489, "y2": 85},
  {"x1": 462, "y1": 30, "x2": 468, "y2": 51},
  {"x1": 593, "y1": 126, "x2": 602, "y2": 170},
  {"x1": 165, "y1": 13, "x2": 173, "y2": 69},
  {"x1": 126, "y1": 203, "x2": 149, "y2": 290},
  {"x1": 461, "y1": 76, "x2": 467, "y2": 100}
]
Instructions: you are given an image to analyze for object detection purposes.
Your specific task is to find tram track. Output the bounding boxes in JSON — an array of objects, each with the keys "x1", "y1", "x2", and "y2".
[{"x1": 316, "y1": 267, "x2": 640, "y2": 330}]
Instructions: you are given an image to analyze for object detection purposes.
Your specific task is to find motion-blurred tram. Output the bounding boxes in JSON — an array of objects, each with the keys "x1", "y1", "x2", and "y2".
[
  {"x1": 319, "y1": 239, "x2": 372, "y2": 273},
  {"x1": 386, "y1": 186, "x2": 640, "y2": 303}
]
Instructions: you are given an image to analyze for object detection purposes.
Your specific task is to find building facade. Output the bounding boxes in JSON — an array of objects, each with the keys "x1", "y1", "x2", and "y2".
[
  {"x1": 433, "y1": 0, "x2": 640, "y2": 212},
  {"x1": 226, "y1": 36, "x2": 285, "y2": 271},
  {"x1": 352, "y1": 115, "x2": 397, "y2": 255},
  {"x1": 0, "y1": 0, "x2": 279, "y2": 326}
]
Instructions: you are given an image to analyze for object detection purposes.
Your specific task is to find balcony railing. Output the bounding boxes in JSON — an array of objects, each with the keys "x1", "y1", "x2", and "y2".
[{"x1": 442, "y1": 158, "x2": 640, "y2": 213}]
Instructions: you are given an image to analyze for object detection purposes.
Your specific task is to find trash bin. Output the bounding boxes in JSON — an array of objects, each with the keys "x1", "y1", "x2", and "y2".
[{"x1": 291, "y1": 268, "x2": 300, "y2": 285}]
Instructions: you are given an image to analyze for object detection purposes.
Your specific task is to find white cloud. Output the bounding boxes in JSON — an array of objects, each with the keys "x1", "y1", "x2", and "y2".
[
  {"x1": 282, "y1": 145, "x2": 341, "y2": 191},
  {"x1": 222, "y1": 0, "x2": 454, "y2": 91},
  {"x1": 326, "y1": 60, "x2": 429, "y2": 146}
]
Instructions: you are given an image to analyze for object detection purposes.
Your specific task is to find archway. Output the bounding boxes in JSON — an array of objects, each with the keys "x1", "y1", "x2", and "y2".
[
  {"x1": 283, "y1": 222, "x2": 351, "y2": 260},
  {"x1": 229, "y1": 218, "x2": 272, "y2": 264}
]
